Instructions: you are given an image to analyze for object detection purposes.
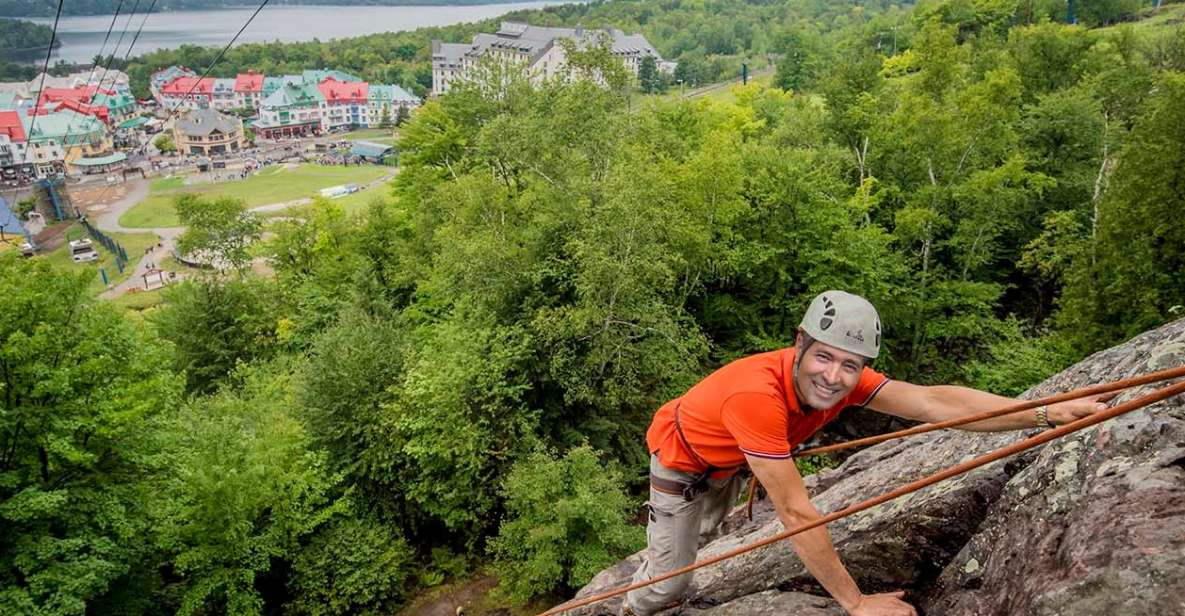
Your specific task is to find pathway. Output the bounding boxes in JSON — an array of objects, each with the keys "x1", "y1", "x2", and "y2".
[{"x1": 88, "y1": 170, "x2": 396, "y2": 299}]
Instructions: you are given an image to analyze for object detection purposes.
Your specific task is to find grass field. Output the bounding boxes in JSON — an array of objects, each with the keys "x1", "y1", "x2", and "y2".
[
  {"x1": 1122, "y1": 3, "x2": 1185, "y2": 30},
  {"x1": 119, "y1": 163, "x2": 389, "y2": 228},
  {"x1": 341, "y1": 128, "x2": 398, "y2": 145},
  {"x1": 265, "y1": 181, "x2": 393, "y2": 221},
  {"x1": 42, "y1": 224, "x2": 160, "y2": 296},
  {"x1": 108, "y1": 287, "x2": 169, "y2": 313}
]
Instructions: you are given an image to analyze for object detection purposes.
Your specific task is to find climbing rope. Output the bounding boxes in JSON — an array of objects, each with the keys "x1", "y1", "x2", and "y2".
[{"x1": 539, "y1": 370, "x2": 1185, "y2": 616}]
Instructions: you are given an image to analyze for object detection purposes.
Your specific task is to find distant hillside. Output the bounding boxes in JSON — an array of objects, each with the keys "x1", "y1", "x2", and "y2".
[
  {"x1": 0, "y1": 17, "x2": 57, "y2": 50},
  {"x1": 0, "y1": 0, "x2": 541, "y2": 18}
]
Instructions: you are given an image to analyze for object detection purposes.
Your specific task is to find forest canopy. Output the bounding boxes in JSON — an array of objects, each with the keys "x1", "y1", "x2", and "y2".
[{"x1": 4, "y1": 1, "x2": 1185, "y2": 614}]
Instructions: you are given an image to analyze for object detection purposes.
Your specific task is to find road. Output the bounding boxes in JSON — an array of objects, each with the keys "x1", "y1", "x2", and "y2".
[{"x1": 89, "y1": 168, "x2": 396, "y2": 299}]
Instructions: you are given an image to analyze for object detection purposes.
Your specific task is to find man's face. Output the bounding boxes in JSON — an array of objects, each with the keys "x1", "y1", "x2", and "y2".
[{"x1": 794, "y1": 336, "x2": 866, "y2": 409}]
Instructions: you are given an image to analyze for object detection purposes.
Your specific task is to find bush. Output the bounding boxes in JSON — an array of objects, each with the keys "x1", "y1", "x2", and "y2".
[
  {"x1": 490, "y1": 445, "x2": 642, "y2": 603},
  {"x1": 963, "y1": 319, "x2": 1077, "y2": 396},
  {"x1": 287, "y1": 515, "x2": 415, "y2": 616}
]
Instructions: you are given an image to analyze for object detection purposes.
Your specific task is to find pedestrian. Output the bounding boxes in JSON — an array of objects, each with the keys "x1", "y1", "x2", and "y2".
[{"x1": 623, "y1": 290, "x2": 1112, "y2": 616}]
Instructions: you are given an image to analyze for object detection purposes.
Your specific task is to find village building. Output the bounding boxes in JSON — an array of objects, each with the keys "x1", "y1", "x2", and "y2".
[
  {"x1": 21, "y1": 109, "x2": 114, "y2": 177},
  {"x1": 430, "y1": 22, "x2": 672, "y2": 96},
  {"x1": 234, "y1": 71, "x2": 264, "y2": 109},
  {"x1": 150, "y1": 66, "x2": 197, "y2": 100},
  {"x1": 317, "y1": 78, "x2": 368, "y2": 131},
  {"x1": 303, "y1": 69, "x2": 363, "y2": 84},
  {"x1": 367, "y1": 84, "x2": 420, "y2": 126},
  {"x1": 2, "y1": 69, "x2": 132, "y2": 102},
  {"x1": 36, "y1": 87, "x2": 137, "y2": 126},
  {"x1": 254, "y1": 82, "x2": 325, "y2": 139},
  {"x1": 150, "y1": 66, "x2": 423, "y2": 137},
  {"x1": 173, "y1": 107, "x2": 245, "y2": 156},
  {"x1": 158, "y1": 76, "x2": 215, "y2": 111},
  {"x1": 211, "y1": 78, "x2": 238, "y2": 111},
  {"x1": 0, "y1": 110, "x2": 32, "y2": 182}
]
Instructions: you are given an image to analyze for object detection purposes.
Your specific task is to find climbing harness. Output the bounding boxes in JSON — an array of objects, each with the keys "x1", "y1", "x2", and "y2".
[{"x1": 538, "y1": 367, "x2": 1185, "y2": 616}]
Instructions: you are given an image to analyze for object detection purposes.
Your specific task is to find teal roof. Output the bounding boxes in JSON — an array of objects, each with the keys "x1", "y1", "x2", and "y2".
[
  {"x1": 116, "y1": 116, "x2": 148, "y2": 129},
  {"x1": 367, "y1": 84, "x2": 419, "y2": 104},
  {"x1": 72, "y1": 152, "x2": 127, "y2": 166},
  {"x1": 368, "y1": 84, "x2": 394, "y2": 100},
  {"x1": 23, "y1": 110, "x2": 105, "y2": 144},
  {"x1": 261, "y1": 82, "x2": 324, "y2": 108},
  {"x1": 304, "y1": 69, "x2": 361, "y2": 84},
  {"x1": 93, "y1": 90, "x2": 135, "y2": 111},
  {"x1": 0, "y1": 92, "x2": 16, "y2": 111}
]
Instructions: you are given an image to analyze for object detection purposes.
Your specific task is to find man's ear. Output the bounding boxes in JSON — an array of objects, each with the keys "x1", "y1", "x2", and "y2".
[{"x1": 794, "y1": 330, "x2": 804, "y2": 349}]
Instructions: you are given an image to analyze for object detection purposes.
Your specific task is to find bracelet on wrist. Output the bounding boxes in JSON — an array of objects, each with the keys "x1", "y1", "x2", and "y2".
[{"x1": 1035, "y1": 405, "x2": 1056, "y2": 429}]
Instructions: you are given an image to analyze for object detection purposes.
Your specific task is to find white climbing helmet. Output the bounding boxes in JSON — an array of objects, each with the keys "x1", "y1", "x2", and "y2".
[{"x1": 799, "y1": 290, "x2": 882, "y2": 359}]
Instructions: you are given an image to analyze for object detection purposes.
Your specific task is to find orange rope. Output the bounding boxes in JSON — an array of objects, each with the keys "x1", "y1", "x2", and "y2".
[{"x1": 539, "y1": 375, "x2": 1185, "y2": 616}]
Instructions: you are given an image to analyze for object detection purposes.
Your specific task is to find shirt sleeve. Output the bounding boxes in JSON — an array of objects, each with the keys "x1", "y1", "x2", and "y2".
[
  {"x1": 845, "y1": 366, "x2": 891, "y2": 408},
  {"x1": 720, "y1": 392, "x2": 793, "y2": 460}
]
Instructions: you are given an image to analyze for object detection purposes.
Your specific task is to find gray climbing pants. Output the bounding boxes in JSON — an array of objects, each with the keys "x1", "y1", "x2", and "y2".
[{"x1": 624, "y1": 455, "x2": 744, "y2": 615}]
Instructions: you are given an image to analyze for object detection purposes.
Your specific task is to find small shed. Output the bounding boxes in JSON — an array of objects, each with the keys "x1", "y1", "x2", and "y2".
[{"x1": 349, "y1": 140, "x2": 394, "y2": 163}]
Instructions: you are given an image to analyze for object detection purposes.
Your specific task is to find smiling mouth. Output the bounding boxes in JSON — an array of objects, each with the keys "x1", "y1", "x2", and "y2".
[{"x1": 812, "y1": 382, "x2": 840, "y2": 398}]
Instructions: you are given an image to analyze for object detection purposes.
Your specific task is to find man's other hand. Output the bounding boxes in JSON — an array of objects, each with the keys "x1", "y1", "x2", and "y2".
[
  {"x1": 1049, "y1": 391, "x2": 1117, "y2": 425},
  {"x1": 849, "y1": 590, "x2": 917, "y2": 616}
]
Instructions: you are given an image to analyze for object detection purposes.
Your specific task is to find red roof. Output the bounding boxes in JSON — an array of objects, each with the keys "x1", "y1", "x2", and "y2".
[
  {"x1": 317, "y1": 78, "x2": 368, "y2": 103},
  {"x1": 41, "y1": 98, "x2": 111, "y2": 124},
  {"x1": 0, "y1": 111, "x2": 25, "y2": 142},
  {"x1": 38, "y1": 86, "x2": 101, "y2": 105},
  {"x1": 234, "y1": 70, "x2": 264, "y2": 92},
  {"x1": 161, "y1": 76, "x2": 215, "y2": 96}
]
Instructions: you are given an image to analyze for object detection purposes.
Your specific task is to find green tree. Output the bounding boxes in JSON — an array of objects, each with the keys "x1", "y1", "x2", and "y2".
[
  {"x1": 154, "y1": 362, "x2": 345, "y2": 616},
  {"x1": 378, "y1": 103, "x2": 392, "y2": 129},
  {"x1": 287, "y1": 515, "x2": 415, "y2": 616},
  {"x1": 174, "y1": 194, "x2": 261, "y2": 273},
  {"x1": 152, "y1": 278, "x2": 280, "y2": 394},
  {"x1": 1057, "y1": 71, "x2": 1185, "y2": 351},
  {"x1": 490, "y1": 445, "x2": 642, "y2": 603},
  {"x1": 0, "y1": 254, "x2": 180, "y2": 615},
  {"x1": 637, "y1": 55, "x2": 663, "y2": 93},
  {"x1": 154, "y1": 133, "x2": 177, "y2": 155}
]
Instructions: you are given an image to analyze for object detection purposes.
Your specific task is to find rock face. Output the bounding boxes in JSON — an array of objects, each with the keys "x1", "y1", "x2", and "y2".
[{"x1": 566, "y1": 318, "x2": 1185, "y2": 615}]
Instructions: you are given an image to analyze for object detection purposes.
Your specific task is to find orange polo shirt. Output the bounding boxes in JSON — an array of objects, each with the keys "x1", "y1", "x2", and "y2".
[{"x1": 646, "y1": 348, "x2": 889, "y2": 474}]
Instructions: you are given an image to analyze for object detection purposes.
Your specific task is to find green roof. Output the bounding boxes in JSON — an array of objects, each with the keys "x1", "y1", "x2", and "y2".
[
  {"x1": 116, "y1": 116, "x2": 148, "y2": 129},
  {"x1": 72, "y1": 152, "x2": 127, "y2": 166},
  {"x1": 303, "y1": 69, "x2": 361, "y2": 84},
  {"x1": 93, "y1": 91, "x2": 135, "y2": 110},
  {"x1": 24, "y1": 110, "x2": 105, "y2": 144},
  {"x1": 261, "y1": 82, "x2": 324, "y2": 108}
]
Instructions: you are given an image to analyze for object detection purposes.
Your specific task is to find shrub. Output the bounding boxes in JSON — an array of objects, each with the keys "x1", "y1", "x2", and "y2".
[{"x1": 490, "y1": 446, "x2": 642, "y2": 603}]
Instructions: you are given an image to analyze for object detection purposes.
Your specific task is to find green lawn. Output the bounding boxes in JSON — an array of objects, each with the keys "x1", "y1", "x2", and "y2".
[
  {"x1": 108, "y1": 287, "x2": 169, "y2": 313},
  {"x1": 341, "y1": 128, "x2": 397, "y2": 145},
  {"x1": 42, "y1": 224, "x2": 160, "y2": 296},
  {"x1": 1122, "y1": 3, "x2": 1185, "y2": 30},
  {"x1": 119, "y1": 164, "x2": 389, "y2": 228}
]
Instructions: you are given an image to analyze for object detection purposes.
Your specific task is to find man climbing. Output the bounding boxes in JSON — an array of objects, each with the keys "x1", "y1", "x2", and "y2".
[{"x1": 624, "y1": 290, "x2": 1111, "y2": 616}]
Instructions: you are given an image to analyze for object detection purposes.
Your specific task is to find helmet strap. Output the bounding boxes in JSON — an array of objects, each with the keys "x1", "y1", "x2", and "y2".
[{"x1": 792, "y1": 332, "x2": 817, "y2": 413}]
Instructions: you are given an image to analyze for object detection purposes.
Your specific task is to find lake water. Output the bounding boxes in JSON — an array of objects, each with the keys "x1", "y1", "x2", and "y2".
[{"x1": 24, "y1": 2, "x2": 573, "y2": 64}]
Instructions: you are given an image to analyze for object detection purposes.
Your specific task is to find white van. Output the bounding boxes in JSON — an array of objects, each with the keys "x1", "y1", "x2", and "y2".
[{"x1": 70, "y1": 239, "x2": 99, "y2": 263}]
